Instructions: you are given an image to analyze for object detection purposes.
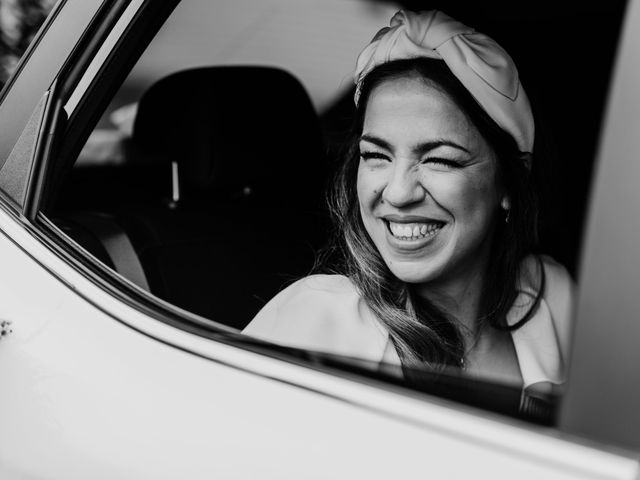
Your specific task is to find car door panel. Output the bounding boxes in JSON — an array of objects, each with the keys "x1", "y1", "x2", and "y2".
[{"x1": 0, "y1": 207, "x2": 637, "y2": 479}]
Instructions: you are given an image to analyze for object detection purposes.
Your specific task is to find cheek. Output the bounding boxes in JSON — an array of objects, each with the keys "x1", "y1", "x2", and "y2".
[
  {"x1": 356, "y1": 162, "x2": 384, "y2": 211},
  {"x1": 424, "y1": 171, "x2": 499, "y2": 218}
]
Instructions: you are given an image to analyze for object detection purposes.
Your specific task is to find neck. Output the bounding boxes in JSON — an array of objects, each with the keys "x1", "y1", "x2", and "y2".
[{"x1": 416, "y1": 255, "x2": 490, "y2": 342}]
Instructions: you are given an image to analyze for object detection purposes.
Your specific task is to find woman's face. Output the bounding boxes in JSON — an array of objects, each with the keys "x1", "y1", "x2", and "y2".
[{"x1": 357, "y1": 75, "x2": 505, "y2": 290}]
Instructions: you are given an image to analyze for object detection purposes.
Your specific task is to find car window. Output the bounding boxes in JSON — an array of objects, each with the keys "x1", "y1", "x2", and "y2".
[{"x1": 37, "y1": 0, "x2": 627, "y2": 425}]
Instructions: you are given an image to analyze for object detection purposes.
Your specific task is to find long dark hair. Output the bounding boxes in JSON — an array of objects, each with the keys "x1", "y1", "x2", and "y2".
[{"x1": 322, "y1": 58, "x2": 543, "y2": 369}]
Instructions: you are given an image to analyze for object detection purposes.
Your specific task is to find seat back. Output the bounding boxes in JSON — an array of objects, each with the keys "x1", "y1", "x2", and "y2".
[
  {"x1": 118, "y1": 66, "x2": 330, "y2": 328},
  {"x1": 132, "y1": 66, "x2": 328, "y2": 209}
]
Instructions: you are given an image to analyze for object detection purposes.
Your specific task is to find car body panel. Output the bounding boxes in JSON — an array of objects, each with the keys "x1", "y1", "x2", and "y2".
[
  {"x1": 0, "y1": 204, "x2": 637, "y2": 478},
  {"x1": 1, "y1": 0, "x2": 640, "y2": 477}
]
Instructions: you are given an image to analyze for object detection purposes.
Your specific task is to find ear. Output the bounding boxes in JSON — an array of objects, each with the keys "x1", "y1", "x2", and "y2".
[{"x1": 501, "y1": 196, "x2": 511, "y2": 211}]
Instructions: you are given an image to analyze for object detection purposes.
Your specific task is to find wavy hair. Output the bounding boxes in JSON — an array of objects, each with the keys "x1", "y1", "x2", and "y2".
[{"x1": 321, "y1": 58, "x2": 544, "y2": 369}]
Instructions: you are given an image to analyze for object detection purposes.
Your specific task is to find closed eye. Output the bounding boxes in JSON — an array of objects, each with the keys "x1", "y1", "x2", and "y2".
[
  {"x1": 360, "y1": 151, "x2": 390, "y2": 162},
  {"x1": 422, "y1": 157, "x2": 462, "y2": 168}
]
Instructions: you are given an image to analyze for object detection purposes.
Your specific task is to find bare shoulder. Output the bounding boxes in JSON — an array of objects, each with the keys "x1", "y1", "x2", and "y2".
[
  {"x1": 255, "y1": 274, "x2": 359, "y2": 312},
  {"x1": 285, "y1": 274, "x2": 359, "y2": 296},
  {"x1": 242, "y1": 274, "x2": 388, "y2": 359}
]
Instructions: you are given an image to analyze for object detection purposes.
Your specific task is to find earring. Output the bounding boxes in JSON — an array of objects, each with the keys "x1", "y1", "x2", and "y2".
[{"x1": 501, "y1": 197, "x2": 511, "y2": 224}]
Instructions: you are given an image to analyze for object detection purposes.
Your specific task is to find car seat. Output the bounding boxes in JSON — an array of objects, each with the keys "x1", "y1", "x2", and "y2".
[{"x1": 57, "y1": 66, "x2": 330, "y2": 329}]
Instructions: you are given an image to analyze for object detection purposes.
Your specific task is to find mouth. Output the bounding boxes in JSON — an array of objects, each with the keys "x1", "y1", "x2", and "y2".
[{"x1": 385, "y1": 220, "x2": 445, "y2": 241}]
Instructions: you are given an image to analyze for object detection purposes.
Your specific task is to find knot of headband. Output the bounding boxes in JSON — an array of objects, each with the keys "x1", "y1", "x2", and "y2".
[{"x1": 354, "y1": 10, "x2": 534, "y2": 153}]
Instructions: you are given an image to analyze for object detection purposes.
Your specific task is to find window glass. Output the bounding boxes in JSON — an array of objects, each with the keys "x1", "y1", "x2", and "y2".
[{"x1": 44, "y1": 0, "x2": 627, "y2": 425}]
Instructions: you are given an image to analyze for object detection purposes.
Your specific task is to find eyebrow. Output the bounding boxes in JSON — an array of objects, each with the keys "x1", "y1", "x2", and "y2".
[{"x1": 359, "y1": 134, "x2": 470, "y2": 155}]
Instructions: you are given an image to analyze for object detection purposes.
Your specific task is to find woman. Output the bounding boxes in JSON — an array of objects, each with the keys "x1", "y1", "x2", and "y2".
[{"x1": 243, "y1": 10, "x2": 573, "y2": 391}]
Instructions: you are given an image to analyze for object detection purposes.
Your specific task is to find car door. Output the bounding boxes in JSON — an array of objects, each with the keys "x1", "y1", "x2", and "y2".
[{"x1": 0, "y1": 0, "x2": 639, "y2": 479}]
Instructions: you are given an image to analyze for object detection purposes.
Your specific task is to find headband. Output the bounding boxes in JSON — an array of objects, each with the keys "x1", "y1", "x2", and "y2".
[{"x1": 354, "y1": 10, "x2": 534, "y2": 153}]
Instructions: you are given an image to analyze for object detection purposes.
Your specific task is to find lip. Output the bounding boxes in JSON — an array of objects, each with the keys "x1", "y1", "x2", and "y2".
[{"x1": 382, "y1": 214, "x2": 445, "y2": 223}]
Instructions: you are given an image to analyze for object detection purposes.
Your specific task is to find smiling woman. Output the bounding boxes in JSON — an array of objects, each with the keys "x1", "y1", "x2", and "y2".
[
  {"x1": 358, "y1": 74, "x2": 502, "y2": 288},
  {"x1": 243, "y1": 10, "x2": 574, "y2": 398}
]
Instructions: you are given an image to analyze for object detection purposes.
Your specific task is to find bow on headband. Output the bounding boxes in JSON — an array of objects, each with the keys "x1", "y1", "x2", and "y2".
[{"x1": 354, "y1": 10, "x2": 534, "y2": 153}]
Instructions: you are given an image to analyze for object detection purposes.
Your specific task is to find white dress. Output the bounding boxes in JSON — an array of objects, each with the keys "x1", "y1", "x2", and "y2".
[{"x1": 243, "y1": 255, "x2": 574, "y2": 389}]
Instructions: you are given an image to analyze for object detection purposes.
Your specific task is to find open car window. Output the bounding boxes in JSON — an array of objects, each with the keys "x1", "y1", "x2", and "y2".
[{"x1": 35, "y1": 0, "x2": 627, "y2": 427}]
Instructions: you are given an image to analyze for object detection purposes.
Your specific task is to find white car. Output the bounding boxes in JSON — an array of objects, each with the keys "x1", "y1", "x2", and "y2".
[{"x1": 0, "y1": 0, "x2": 639, "y2": 478}]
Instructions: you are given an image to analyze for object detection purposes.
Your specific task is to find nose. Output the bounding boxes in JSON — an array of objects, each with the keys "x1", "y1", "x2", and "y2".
[{"x1": 382, "y1": 163, "x2": 425, "y2": 207}]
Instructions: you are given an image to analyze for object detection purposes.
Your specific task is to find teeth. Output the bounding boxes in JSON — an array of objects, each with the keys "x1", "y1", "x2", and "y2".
[{"x1": 388, "y1": 221, "x2": 443, "y2": 240}]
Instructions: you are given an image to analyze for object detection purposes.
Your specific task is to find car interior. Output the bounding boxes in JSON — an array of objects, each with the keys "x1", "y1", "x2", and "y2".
[
  {"x1": 40, "y1": 0, "x2": 627, "y2": 367},
  {"x1": 52, "y1": 65, "x2": 329, "y2": 328}
]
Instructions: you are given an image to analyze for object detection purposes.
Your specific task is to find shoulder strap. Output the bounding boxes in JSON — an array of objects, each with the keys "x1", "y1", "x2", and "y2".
[{"x1": 72, "y1": 213, "x2": 150, "y2": 292}]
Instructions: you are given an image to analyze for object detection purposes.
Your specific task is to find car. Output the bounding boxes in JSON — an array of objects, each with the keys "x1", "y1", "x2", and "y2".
[{"x1": 0, "y1": 0, "x2": 639, "y2": 478}]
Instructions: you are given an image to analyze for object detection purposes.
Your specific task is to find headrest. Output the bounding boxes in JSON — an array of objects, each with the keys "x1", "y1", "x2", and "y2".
[{"x1": 133, "y1": 66, "x2": 326, "y2": 208}]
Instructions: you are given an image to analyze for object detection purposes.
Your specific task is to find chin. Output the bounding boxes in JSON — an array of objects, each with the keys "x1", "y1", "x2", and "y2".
[{"x1": 387, "y1": 261, "x2": 443, "y2": 285}]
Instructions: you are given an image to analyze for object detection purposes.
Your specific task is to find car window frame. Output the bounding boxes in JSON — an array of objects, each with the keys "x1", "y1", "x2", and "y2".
[
  {"x1": 0, "y1": 0, "x2": 113, "y2": 180},
  {"x1": 0, "y1": 0, "x2": 142, "y2": 217}
]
